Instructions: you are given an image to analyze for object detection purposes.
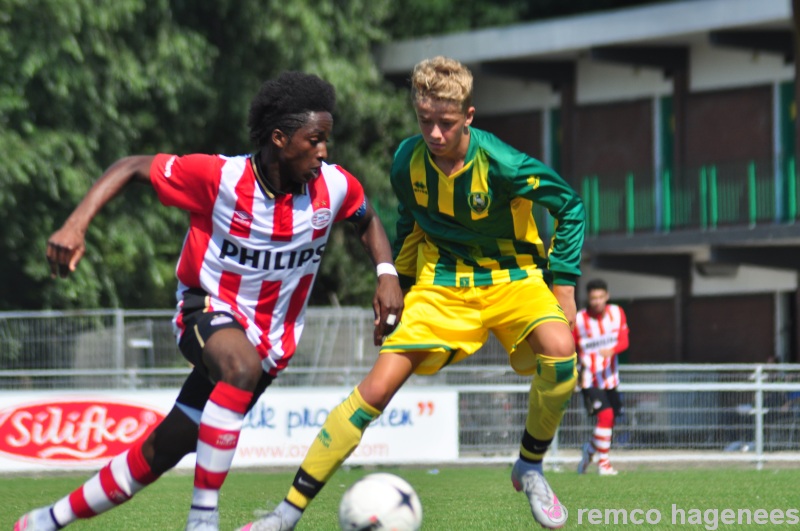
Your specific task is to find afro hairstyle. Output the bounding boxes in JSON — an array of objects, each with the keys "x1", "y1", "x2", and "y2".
[{"x1": 248, "y1": 71, "x2": 336, "y2": 148}]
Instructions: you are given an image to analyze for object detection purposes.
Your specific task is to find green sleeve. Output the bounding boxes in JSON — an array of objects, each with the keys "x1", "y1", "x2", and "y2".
[
  {"x1": 512, "y1": 157, "x2": 585, "y2": 285},
  {"x1": 389, "y1": 137, "x2": 421, "y2": 289},
  {"x1": 391, "y1": 201, "x2": 421, "y2": 289}
]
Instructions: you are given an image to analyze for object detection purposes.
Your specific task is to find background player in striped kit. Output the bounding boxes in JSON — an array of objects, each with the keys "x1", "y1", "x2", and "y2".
[
  {"x1": 14, "y1": 72, "x2": 403, "y2": 531},
  {"x1": 240, "y1": 56, "x2": 584, "y2": 531},
  {"x1": 575, "y1": 278, "x2": 630, "y2": 476}
]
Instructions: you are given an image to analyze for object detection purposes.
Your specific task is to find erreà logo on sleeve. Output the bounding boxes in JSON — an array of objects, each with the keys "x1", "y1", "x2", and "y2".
[{"x1": 0, "y1": 399, "x2": 165, "y2": 463}]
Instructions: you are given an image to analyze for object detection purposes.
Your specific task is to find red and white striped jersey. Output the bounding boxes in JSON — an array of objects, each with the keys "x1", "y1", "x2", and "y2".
[
  {"x1": 150, "y1": 153, "x2": 365, "y2": 376},
  {"x1": 573, "y1": 304, "x2": 629, "y2": 389}
]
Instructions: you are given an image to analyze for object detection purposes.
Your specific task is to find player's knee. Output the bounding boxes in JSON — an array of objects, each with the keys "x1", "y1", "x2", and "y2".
[
  {"x1": 357, "y1": 382, "x2": 392, "y2": 411},
  {"x1": 148, "y1": 419, "x2": 197, "y2": 474},
  {"x1": 150, "y1": 449, "x2": 189, "y2": 475},
  {"x1": 202, "y1": 328, "x2": 263, "y2": 391},
  {"x1": 204, "y1": 346, "x2": 263, "y2": 391},
  {"x1": 140, "y1": 431, "x2": 158, "y2": 466},
  {"x1": 542, "y1": 334, "x2": 575, "y2": 359},
  {"x1": 219, "y1": 356, "x2": 263, "y2": 391},
  {"x1": 525, "y1": 324, "x2": 575, "y2": 359}
]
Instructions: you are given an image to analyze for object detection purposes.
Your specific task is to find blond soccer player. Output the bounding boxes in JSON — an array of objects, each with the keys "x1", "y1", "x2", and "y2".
[{"x1": 239, "y1": 56, "x2": 585, "y2": 530}]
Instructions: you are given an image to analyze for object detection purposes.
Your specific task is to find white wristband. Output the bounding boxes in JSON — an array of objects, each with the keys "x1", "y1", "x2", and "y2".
[{"x1": 376, "y1": 262, "x2": 398, "y2": 277}]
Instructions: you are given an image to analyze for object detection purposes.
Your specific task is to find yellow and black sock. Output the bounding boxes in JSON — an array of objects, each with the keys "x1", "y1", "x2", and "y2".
[
  {"x1": 519, "y1": 353, "x2": 577, "y2": 462},
  {"x1": 286, "y1": 387, "x2": 381, "y2": 510}
]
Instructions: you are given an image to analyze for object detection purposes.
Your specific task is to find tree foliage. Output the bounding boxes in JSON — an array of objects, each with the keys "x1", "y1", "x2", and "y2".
[
  {"x1": 0, "y1": 0, "x2": 215, "y2": 309},
  {"x1": 167, "y1": 0, "x2": 415, "y2": 306},
  {"x1": 385, "y1": 0, "x2": 530, "y2": 39},
  {"x1": 2, "y1": 0, "x2": 674, "y2": 310},
  {"x1": 1, "y1": 0, "x2": 413, "y2": 310}
]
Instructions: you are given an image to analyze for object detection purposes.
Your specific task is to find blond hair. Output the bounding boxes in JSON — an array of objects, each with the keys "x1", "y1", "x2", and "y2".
[{"x1": 410, "y1": 56, "x2": 473, "y2": 111}]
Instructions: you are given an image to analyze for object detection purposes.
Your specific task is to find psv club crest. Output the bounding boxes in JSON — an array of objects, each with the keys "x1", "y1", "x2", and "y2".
[{"x1": 467, "y1": 192, "x2": 491, "y2": 214}]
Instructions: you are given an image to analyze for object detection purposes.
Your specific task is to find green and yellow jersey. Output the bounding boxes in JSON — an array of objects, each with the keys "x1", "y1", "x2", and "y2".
[{"x1": 391, "y1": 127, "x2": 585, "y2": 289}]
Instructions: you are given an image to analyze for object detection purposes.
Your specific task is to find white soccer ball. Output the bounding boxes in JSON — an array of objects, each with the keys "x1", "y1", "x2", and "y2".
[{"x1": 338, "y1": 473, "x2": 423, "y2": 530}]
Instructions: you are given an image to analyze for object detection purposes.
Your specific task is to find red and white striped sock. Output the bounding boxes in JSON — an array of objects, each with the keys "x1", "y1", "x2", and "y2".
[
  {"x1": 50, "y1": 442, "x2": 158, "y2": 526},
  {"x1": 593, "y1": 408, "x2": 615, "y2": 468},
  {"x1": 191, "y1": 382, "x2": 252, "y2": 511}
]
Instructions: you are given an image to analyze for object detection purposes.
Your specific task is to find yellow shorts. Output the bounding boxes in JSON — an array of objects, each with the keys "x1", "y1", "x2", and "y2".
[{"x1": 380, "y1": 275, "x2": 568, "y2": 375}]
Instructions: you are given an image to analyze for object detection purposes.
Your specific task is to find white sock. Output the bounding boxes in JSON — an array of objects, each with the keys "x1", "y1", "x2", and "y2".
[
  {"x1": 189, "y1": 506, "x2": 218, "y2": 514},
  {"x1": 516, "y1": 458, "x2": 544, "y2": 475},
  {"x1": 274, "y1": 501, "x2": 302, "y2": 526},
  {"x1": 28, "y1": 507, "x2": 59, "y2": 531}
]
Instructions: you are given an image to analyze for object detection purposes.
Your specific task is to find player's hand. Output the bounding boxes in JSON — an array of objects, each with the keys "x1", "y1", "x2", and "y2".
[
  {"x1": 372, "y1": 274, "x2": 404, "y2": 345},
  {"x1": 46, "y1": 226, "x2": 86, "y2": 279},
  {"x1": 552, "y1": 284, "x2": 577, "y2": 329}
]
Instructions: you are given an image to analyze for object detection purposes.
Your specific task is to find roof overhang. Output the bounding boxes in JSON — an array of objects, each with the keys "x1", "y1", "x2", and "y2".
[{"x1": 375, "y1": 0, "x2": 792, "y2": 76}]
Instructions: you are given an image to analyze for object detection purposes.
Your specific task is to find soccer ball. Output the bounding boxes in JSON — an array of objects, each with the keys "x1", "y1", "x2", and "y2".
[{"x1": 338, "y1": 473, "x2": 423, "y2": 530}]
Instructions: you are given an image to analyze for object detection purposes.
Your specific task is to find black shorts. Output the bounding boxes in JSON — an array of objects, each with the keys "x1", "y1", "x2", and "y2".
[
  {"x1": 175, "y1": 307, "x2": 273, "y2": 415},
  {"x1": 178, "y1": 308, "x2": 246, "y2": 371},
  {"x1": 581, "y1": 387, "x2": 623, "y2": 417}
]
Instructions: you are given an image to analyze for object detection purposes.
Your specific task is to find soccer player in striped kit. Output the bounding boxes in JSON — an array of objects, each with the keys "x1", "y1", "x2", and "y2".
[
  {"x1": 575, "y1": 278, "x2": 630, "y2": 476},
  {"x1": 241, "y1": 56, "x2": 585, "y2": 530},
  {"x1": 14, "y1": 72, "x2": 403, "y2": 531}
]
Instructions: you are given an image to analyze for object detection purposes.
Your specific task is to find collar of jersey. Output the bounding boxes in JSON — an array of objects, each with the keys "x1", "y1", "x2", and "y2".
[
  {"x1": 426, "y1": 150, "x2": 474, "y2": 179},
  {"x1": 250, "y1": 152, "x2": 307, "y2": 198},
  {"x1": 423, "y1": 129, "x2": 477, "y2": 179}
]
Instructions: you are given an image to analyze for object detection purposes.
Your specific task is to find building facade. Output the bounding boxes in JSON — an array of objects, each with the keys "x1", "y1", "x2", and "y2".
[{"x1": 376, "y1": 0, "x2": 800, "y2": 363}]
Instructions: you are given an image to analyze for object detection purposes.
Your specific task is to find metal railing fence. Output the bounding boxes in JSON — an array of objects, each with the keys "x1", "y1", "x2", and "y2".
[
  {"x1": 1, "y1": 309, "x2": 798, "y2": 466},
  {"x1": 581, "y1": 156, "x2": 799, "y2": 237}
]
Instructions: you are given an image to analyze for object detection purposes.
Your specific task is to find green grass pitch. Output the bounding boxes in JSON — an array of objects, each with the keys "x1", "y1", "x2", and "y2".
[{"x1": 3, "y1": 465, "x2": 799, "y2": 530}]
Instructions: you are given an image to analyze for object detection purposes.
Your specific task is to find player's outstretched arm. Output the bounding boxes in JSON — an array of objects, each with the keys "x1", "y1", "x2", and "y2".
[
  {"x1": 47, "y1": 155, "x2": 155, "y2": 278},
  {"x1": 353, "y1": 202, "x2": 404, "y2": 345}
]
